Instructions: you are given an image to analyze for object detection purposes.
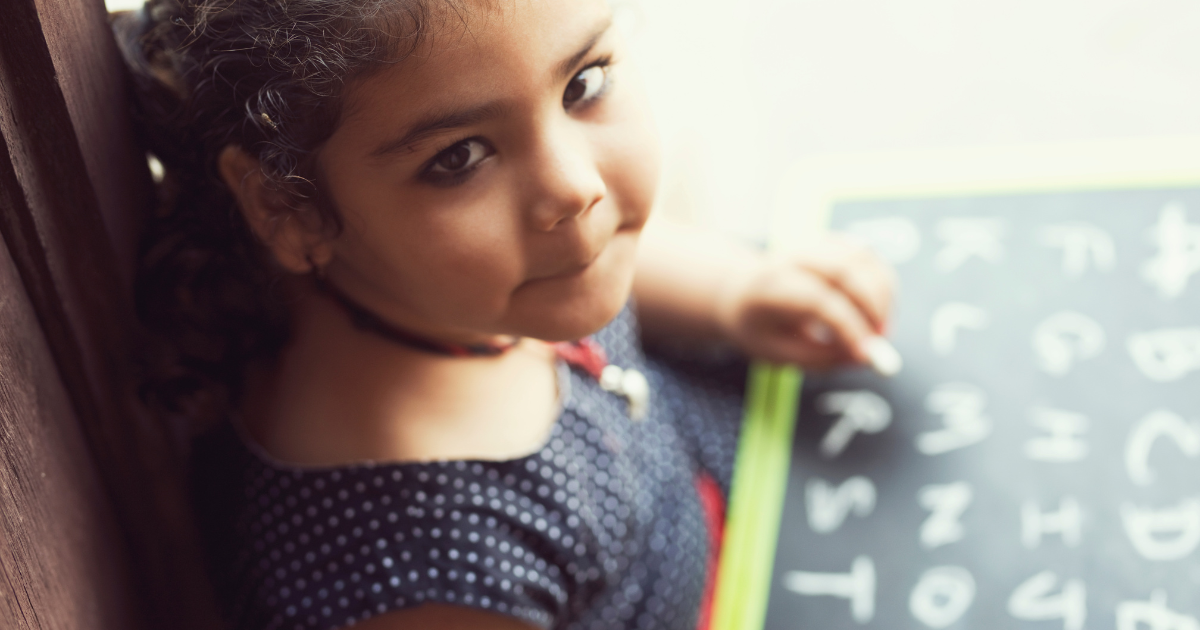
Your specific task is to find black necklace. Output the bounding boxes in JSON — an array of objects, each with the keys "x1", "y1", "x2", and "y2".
[
  {"x1": 311, "y1": 276, "x2": 651, "y2": 419},
  {"x1": 312, "y1": 277, "x2": 522, "y2": 357}
]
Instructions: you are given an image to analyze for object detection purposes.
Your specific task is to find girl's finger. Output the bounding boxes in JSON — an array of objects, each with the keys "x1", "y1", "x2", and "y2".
[
  {"x1": 802, "y1": 319, "x2": 836, "y2": 345},
  {"x1": 747, "y1": 327, "x2": 851, "y2": 369},
  {"x1": 774, "y1": 272, "x2": 877, "y2": 363},
  {"x1": 840, "y1": 261, "x2": 896, "y2": 334},
  {"x1": 793, "y1": 245, "x2": 895, "y2": 333}
]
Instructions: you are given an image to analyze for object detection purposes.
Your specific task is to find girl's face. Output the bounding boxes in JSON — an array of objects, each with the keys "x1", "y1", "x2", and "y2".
[{"x1": 314, "y1": 0, "x2": 659, "y2": 343}]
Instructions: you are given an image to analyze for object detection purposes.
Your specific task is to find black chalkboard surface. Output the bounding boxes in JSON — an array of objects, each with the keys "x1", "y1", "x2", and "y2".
[
  {"x1": 763, "y1": 187, "x2": 1200, "y2": 630},
  {"x1": 707, "y1": 141, "x2": 1200, "y2": 630}
]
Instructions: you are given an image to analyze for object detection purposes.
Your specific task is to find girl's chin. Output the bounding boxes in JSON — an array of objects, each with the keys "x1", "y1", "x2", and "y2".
[
  {"x1": 507, "y1": 243, "x2": 638, "y2": 340},
  {"x1": 508, "y1": 273, "x2": 635, "y2": 342}
]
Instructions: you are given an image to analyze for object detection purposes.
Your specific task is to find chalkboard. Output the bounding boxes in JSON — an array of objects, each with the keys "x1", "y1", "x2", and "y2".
[{"x1": 762, "y1": 188, "x2": 1200, "y2": 630}]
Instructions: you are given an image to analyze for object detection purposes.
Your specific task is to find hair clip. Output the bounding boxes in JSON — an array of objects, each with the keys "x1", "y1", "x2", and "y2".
[{"x1": 259, "y1": 112, "x2": 279, "y2": 131}]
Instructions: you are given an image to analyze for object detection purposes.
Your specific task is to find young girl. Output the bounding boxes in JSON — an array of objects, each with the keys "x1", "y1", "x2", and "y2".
[{"x1": 118, "y1": 0, "x2": 894, "y2": 628}]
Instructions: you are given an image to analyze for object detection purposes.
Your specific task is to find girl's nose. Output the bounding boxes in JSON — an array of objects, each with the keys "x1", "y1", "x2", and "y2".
[{"x1": 527, "y1": 127, "x2": 607, "y2": 231}]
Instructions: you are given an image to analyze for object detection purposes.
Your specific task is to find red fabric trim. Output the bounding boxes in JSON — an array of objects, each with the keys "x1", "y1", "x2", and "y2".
[
  {"x1": 695, "y1": 473, "x2": 725, "y2": 630},
  {"x1": 553, "y1": 338, "x2": 608, "y2": 380},
  {"x1": 555, "y1": 338, "x2": 726, "y2": 628}
]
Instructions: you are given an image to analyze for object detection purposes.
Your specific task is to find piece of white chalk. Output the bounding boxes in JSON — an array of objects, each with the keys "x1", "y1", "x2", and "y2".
[{"x1": 862, "y1": 336, "x2": 903, "y2": 377}]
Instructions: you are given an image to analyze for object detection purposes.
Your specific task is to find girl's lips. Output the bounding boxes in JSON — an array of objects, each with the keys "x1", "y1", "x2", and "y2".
[
  {"x1": 526, "y1": 225, "x2": 638, "y2": 285},
  {"x1": 540, "y1": 255, "x2": 598, "y2": 281},
  {"x1": 532, "y1": 243, "x2": 610, "y2": 282}
]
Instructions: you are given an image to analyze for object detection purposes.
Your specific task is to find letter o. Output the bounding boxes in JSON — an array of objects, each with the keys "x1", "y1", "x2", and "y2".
[{"x1": 909, "y1": 566, "x2": 976, "y2": 628}]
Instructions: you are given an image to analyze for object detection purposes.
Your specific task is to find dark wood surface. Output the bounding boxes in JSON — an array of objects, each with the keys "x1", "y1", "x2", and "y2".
[
  {"x1": 32, "y1": 0, "x2": 153, "y2": 286},
  {"x1": 0, "y1": 234, "x2": 143, "y2": 630},
  {"x1": 0, "y1": 0, "x2": 222, "y2": 627}
]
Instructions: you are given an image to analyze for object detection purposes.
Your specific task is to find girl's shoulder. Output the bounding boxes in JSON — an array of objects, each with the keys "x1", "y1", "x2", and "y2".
[
  {"x1": 188, "y1": 304, "x2": 731, "y2": 630},
  {"x1": 189, "y1": 306, "x2": 654, "y2": 629},
  {"x1": 191, "y1": 419, "x2": 575, "y2": 629}
]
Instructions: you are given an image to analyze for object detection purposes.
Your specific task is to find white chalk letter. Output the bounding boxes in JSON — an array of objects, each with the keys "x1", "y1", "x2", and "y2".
[
  {"x1": 806, "y1": 476, "x2": 877, "y2": 534},
  {"x1": 1007, "y1": 571, "x2": 1086, "y2": 630},
  {"x1": 917, "y1": 383, "x2": 992, "y2": 455},
  {"x1": 1021, "y1": 497, "x2": 1083, "y2": 548},
  {"x1": 817, "y1": 390, "x2": 893, "y2": 458},
  {"x1": 918, "y1": 482, "x2": 973, "y2": 549},
  {"x1": 1117, "y1": 590, "x2": 1200, "y2": 630},
  {"x1": 935, "y1": 217, "x2": 1005, "y2": 273},
  {"x1": 845, "y1": 217, "x2": 921, "y2": 264},
  {"x1": 1039, "y1": 222, "x2": 1116, "y2": 278},
  {"x1": 1025, "y1": 406, "x2": 1089, "y2": 462},
  {"x1": 1127, "y1": 328, "x2": 1200, "y2": 382},
  {"x1": 1121, "y1": 498, "x2": 1200, "y2": 561},
  {"x1": 931, "y1": 302, "x2": 990, "y2": 356},
  {"x1": 783, "y1": 556, "x2": 875, "y2": 623},
  {"x1": 1032, "y1": 311, "x2": 1106, "y2": 376},
  {"x1": 1143, "y1": 202, "x2": 1200, "y2": 299},
  {"x1": 1126, "y1": 409, "x2": 1200, "y2": 486},
  {"x1": 909, "y1": 566, "x2": 975, "y2": 628}
]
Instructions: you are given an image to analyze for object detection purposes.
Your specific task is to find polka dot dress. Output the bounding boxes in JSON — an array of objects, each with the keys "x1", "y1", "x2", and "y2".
[{"x1": 191, "y1": 306, "x2": 745, "y2": 630}]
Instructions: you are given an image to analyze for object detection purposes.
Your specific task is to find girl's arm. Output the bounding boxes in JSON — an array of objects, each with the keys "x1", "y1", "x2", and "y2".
[{"x1": 632, "y1": 217, "x2": 895, "y2": 369}]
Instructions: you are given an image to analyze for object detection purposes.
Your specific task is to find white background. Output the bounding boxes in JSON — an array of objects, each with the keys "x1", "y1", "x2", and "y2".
[{"x1": 105, "y1": 0, "x2": 1200, "y2": 241}]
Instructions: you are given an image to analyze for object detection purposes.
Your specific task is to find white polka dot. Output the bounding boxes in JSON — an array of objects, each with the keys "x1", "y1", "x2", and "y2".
[{"x1": 199, "y1": 307, "x2": 740, "y2": 630}]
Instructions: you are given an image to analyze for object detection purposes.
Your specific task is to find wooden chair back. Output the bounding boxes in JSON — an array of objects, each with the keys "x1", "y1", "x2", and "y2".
[{"x1": 0, "y1": 0, "x2": 222, "y2": 627}]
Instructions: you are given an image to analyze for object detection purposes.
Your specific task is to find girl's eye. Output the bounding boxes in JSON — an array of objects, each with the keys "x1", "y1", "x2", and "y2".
[
  {"x1": 563, "y1": 65, "x2": 608, "y2": 108},
  {"x1": 426, "y1": 138, "x2": 492, "y2": 175}
]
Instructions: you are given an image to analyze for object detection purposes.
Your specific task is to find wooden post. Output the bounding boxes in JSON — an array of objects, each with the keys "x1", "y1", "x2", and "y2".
[{"x1": 0, "y1": 0, "x2": 222, "y2": 627}]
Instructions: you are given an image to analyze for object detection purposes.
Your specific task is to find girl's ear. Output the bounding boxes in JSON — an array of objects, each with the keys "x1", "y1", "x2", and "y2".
[{"x1": 217, "y1": 145, "x2": 335, "y2": 275}]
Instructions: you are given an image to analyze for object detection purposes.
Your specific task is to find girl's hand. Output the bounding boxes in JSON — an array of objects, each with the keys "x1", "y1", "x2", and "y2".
[{"x1": 715, "y1": 234, "x2": 896, "y2": 369}]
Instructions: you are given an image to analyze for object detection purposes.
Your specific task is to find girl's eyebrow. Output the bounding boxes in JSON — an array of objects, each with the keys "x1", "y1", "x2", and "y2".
[
  {"x1": 369, "y1": 16, "x2": 614, "y2": 160},
  {"x1": 370, "y1": 101, "x2": 509, "y2": 158},
  {"x1": 554, "y1": 16, "x2": 614, "y2": 82}
]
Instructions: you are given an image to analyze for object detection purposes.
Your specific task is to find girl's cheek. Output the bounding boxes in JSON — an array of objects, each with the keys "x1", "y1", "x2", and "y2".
[
  {"x1": 602, "y1": 68, "x2": 661, "y2": 229},
  {"x1": 620, "y1": 137, "x2": 660, "y2": 230}
]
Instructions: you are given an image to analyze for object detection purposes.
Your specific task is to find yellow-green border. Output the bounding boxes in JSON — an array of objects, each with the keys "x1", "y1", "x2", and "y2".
[{"x1": 710, "y1": 136, "x2": 1200, "y2": 630}]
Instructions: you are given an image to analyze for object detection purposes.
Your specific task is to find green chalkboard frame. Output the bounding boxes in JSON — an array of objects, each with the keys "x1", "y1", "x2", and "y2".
[{"x1": 709, "y1": 136, "x2": 1200, "y2": 630}]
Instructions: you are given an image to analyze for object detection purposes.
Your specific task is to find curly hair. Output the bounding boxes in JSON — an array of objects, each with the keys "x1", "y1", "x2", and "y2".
[{"x1": 113, "y1": 0, "x2": 458, "y2": 424}]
